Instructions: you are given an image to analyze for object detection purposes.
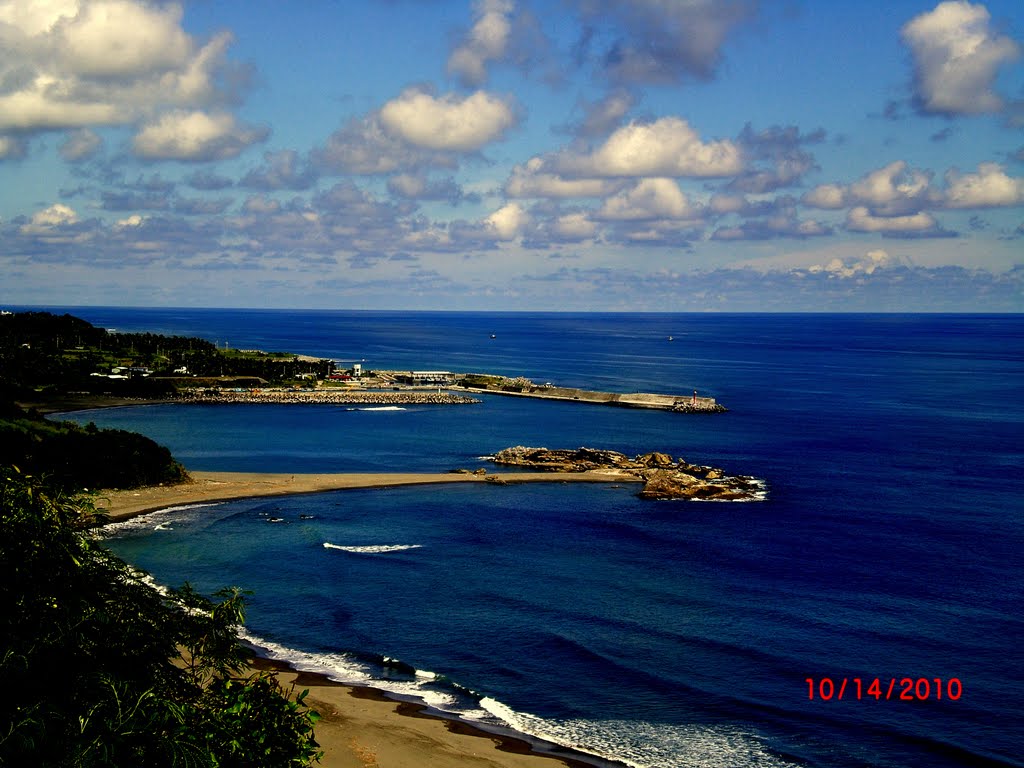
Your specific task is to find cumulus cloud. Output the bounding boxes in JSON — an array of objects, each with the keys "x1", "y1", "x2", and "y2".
[
  {"x1": 596, "y1": 178, "x2": 701, "y2": 221},
  {"x1": 807, "y1": 249, "x2": 912, "y2": 278},
  {"x1": 386, "y1": 173, "x2": 469, "y2": 204},
  {"x1": 554, "y1": 116, "x2": 743, "y2": 178},
  {"x1": 484, "y1": 202, "x2": 530, "y2": 239},
  {"x1": 548, "y1": 211, "x2": 598, "y2": 242},
  {"x1": 447, "y1": 0, "x2": 514, "y2": 86},
  {"x1": 0, "y1": 0, "x2": 239, "y2": 133},
  {"x1": 943, "y1": 162, "x2": 1024, "y2": 207},
  {"x1": 847, "y1": 161, "x2": 935, "y2": 215},
  {"x1": 447, "y1": 0, "x2": 551, "y2": 87},
  {"x1": 728, "y1": 123, "x2": 824, "y2": 193},
  {"x1": 901, "y1": 0, "x2": 1021, "y2": 115},
  {"x1": 802, "y1": 183, "x2": 847, "y2": 209},
  {"x1": 711, "y1": 211, "x2": 832, "y2": 241},
  {"x1": 19, "y1": 203, "x2": 80, "y2": 234},
  {"x1": 804, "y1": 161, "x2": 936, "y2": 216},
  {"x1": 571, "y1": 0, "x2": 758, "y2": 84},
  {"x1": 846, "y1": 206, "x2": 946, "y2": 236},
  {"x1": 314, "y1": 114, "x2": 456, "y2": 175},
  {"x1": 379, "y1": 88, "x2": 518, "y2": 152},
  {"x1": 132, "y1": 110, "x2": 268, "y2": 161},
  {"x1": 505, "y1": 157, "x2": 623, "y2": 198}
]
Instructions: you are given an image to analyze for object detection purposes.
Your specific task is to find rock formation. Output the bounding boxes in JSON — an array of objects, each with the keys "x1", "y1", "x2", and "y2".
[{"x1": 491, "y1": 446, "x2": 764, "y2": 502}]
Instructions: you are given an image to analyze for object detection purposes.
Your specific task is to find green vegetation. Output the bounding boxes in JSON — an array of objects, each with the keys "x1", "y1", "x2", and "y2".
[
  {"x1": 457, "y1": 373, "x2": 535, "y2": 392},
  {"x1": 0, "y1": 314, "x2": 328, "y2": 765},
  {"x1": 0, "y1": 471, "x2": 323, "y2": 767},
  {"x1": 457, "y1": 373, "x2": 507, "y2": 388},
  {"x1": 0, "y1": 403, "x2": 187, "y2": 491},
  {"x1": 0, "y1": 312, "x2": 332, "y2": 403}
]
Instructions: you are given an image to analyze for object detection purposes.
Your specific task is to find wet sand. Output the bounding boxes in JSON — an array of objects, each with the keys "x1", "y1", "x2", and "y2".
[{"x1": 247, "y1": 657, "x2": 609, "y2": 768}]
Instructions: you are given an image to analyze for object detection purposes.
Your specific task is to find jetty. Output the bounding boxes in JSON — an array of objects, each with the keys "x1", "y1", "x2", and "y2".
[{"x1": 455, "y1": 379, "x2": 725, "y2": 412}]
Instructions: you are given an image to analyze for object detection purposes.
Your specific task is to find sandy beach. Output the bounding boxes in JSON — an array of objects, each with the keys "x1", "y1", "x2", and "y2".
[
  {"x1": 96, "y1": 470, "x2": 634, "y2": 767},
  {"x1": 96, "y1": 468, "x2": 638, "y2": 521},
  {"x1": 247, "y1": 657, "x2": 605, "y2": 768}
]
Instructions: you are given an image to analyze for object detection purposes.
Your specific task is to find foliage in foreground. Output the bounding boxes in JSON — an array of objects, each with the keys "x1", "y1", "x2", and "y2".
[
  {"x1": 0, "y1": 471, "x2": 322, "y2": 767},
  {"x1": 0, "y1": 403, "x2": 188, "y2": 491}
]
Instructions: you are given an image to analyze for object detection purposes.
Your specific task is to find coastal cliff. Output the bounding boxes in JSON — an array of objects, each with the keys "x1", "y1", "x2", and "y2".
[{"x1": 492, "y1": 446, "x2": 764, "y2": 501}]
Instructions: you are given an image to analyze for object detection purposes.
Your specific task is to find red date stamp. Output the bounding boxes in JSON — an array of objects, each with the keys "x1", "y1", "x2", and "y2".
[{"x1": 806, "y1": 677, "x2": 962, "y2": 701}]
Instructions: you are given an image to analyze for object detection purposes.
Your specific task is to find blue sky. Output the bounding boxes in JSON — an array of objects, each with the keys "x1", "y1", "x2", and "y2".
[{"x1": 1, "y1": 0, "x2": 1022, "y2": 311}]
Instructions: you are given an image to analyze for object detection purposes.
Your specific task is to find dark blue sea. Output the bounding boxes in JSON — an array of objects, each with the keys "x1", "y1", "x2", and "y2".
[{"x1": 40, "y1": 308, "x2": 1023, "y2": 768}]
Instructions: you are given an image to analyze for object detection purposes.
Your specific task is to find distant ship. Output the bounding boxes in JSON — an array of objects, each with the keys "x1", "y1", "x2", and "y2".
[{"x1": 490, "y1": 333, "x2": 496, "y2": 339}]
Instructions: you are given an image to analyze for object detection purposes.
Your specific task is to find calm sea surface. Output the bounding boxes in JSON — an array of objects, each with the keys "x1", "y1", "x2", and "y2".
[{"x1": 40, "y1": 308, "x2": 1024, "y2": 768}]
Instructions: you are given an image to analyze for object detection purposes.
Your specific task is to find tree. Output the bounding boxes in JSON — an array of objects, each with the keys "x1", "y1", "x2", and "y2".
[{"x1": 0, "y1": 471, "x2": 322, "y2": 767}]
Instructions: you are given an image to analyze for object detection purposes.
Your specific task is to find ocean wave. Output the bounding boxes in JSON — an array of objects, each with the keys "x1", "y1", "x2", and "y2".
[
  {"x1": 478, "y1": 701, "x2": 801, "y2": 768},
  {"x1": 323, "y1": 542, "x2": 423, "y2": 554},
  {"x1": 97, "y1": 502, "x2": 224, "y2": 537},
  {"x1": 692, "y1": 478, "x2": 769, "y2": 502},
  {"x1": 239, "y1": 631, "x2": 466, "y2": 713}
]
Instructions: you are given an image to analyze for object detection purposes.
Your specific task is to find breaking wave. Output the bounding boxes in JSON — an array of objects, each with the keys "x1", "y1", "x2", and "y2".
[{"x1": 323, "y1": 542, "x2": 423, "y2": 554}]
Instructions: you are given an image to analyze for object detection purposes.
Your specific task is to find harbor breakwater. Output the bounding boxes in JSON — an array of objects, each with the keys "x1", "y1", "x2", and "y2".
[
  {"x1": 179, "y1": 389, "x2": 480, "y2": 406},
  {"x1": 457, "y1": 382, "x2": 726, "y2": 412}
]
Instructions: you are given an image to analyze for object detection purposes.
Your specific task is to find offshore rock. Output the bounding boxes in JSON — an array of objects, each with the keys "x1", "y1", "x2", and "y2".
[{"x1": 492, "y1": 446, "x2": 764, "y2": 502}]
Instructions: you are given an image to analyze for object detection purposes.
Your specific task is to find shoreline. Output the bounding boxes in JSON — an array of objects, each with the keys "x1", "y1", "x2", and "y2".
[
  {"x1": 96, "y1": 468, "x2": 639, "y2": 521},
  {"x1": 245, "y1": 655, "x2": 620, "y2": 768},
  {"x1": 95, "y1": 470, "x2": 639, "y2": 767}
]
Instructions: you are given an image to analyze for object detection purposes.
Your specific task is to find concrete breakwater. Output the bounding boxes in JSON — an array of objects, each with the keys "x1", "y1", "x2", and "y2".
[
  {"x1": 458, "y1": 383, "x2": 726, "y2": 412},
  {"x1": 179, "y1": 389, "x2": 480, "y2": 406}
]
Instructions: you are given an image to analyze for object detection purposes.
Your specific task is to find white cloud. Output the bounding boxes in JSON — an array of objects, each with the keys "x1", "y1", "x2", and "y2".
[
  {"x1": 848, "y1": 161, "x2": 934, "y2": 215},
  {"x1": 804, "y1": 161, "x2": 935, "y2": 216},
  {"x1": 315, "y1": 114, "x2": 457, "y2": 175},
  {"x1": 943, "y1": 163, "x2": 1024, "y2": 208},
  {"x1": 597, "y1": 178, "x2": 700, "y2": 221},
  {"x1": 115, "y1": 214, "x2": 145, "y2": 229},
  {"x1": 807, "y1": 249, "x2": 912, "y2": 278},
  {"x1": 0, "y1": 0, "x2": 238, "y2": 133},
  {"x1": 20, "y1": 203, "x2": 79, "y2": 234},
  {"x1": 448, "y1": 0, "x2": 514, "y2": 86},
  {"x1": 379, "y1": 88, "x2": 517, "y2": 152},
  {"x1": 55, "y1": 0, "x2": 192, "y2": 78},
  {"x1": 802, "y1": 183, "x2": 847, "y2": 209},
  {"x1": 846, "y1": 206, "x2": 940, "y2": 234},
  {"x1": 901, "y1": 0, "x2": 1021, "y2": 115},
  {"x1": 132, "y1": 110, "x2": 267, "y2": 161},
  {"x1": 505, "y1": 157, "x2": 621, "y2": 198},
  {"x1": 550, "y1": 212, "x2": 597, "y2": 241},
  {"x1": 485, "y1": 202, "x2": 529, "y2": 239},
  {"x1": 555, "y1": 117, "x2": 743, "y2": 178}
]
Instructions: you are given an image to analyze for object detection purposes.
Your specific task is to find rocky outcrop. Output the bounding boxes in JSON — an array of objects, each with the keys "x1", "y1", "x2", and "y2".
[{"x1": 491, "y1": 446, "x2": 764, "y2": 502}]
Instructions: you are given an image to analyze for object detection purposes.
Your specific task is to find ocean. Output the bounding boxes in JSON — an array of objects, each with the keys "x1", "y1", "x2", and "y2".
[{"x1": 40, "y1": 308, "x2": 1023, "y2": 768}]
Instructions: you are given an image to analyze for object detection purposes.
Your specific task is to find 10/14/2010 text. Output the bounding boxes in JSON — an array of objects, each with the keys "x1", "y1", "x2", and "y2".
[{"x1": 806, "y1": 678, "x2": 962, "y2": 701}]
